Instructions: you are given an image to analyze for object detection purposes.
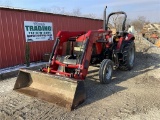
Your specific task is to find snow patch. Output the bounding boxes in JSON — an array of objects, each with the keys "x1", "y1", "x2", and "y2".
[{"x1": 0, "y1": 62, "x2": 47, "y2": 74}]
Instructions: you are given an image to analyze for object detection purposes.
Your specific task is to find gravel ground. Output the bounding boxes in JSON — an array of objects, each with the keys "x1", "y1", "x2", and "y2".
[{"x1": 0, "y1": 35, "x2": 160, "y2": 120}]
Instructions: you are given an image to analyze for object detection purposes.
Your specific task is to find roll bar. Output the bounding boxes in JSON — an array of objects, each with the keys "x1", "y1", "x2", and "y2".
[{"x1": 103, "y1": 6, "x2": 127, "y2": 31}]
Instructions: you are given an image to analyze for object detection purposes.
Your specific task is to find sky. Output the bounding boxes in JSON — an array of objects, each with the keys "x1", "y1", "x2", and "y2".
[{"x1": 0, "y1": 0, "x2": 160, "y2": 22}]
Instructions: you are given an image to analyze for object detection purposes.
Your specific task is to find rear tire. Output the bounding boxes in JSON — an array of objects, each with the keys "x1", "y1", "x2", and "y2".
[
  {"x1": 119, "y1": 41, "x2": 135, "y2": 70},
  {"x1": 99, "y1": 59, "x2": 113, "y2": 84}
]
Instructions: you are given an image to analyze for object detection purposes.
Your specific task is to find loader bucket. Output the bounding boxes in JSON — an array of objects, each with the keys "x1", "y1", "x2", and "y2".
[{"x1": 13, "y1": 69, "x2": 86, "y2": 110}]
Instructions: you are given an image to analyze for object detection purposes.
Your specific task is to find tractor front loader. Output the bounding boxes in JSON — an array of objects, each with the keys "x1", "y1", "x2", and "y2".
[{"x1": 13, "y1": 6, "x2": 135, "y2": 110}]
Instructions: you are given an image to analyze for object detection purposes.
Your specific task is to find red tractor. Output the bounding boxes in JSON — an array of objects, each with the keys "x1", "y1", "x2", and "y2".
[{"x1": 14, "y1": 6, "x2": 135, "y2": 110}]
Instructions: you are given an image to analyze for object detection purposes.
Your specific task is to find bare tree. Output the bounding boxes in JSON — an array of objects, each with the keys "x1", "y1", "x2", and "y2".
[
  {"x1": 83, "y1": 13, "x2": 96, "y2": 19},
  {"x1": 0, "y1": 0, "x2": 12, "y2": 6},
  {"x1": 72, "y1": 8, "x2": 81, "y2": 16},
  {"x1": 40, "y1": 6, "x2": 66, "y2": 15},
  {"x1": 40, "y1": 6, "x2": 99, "y2": 19},
  {"x1": 126, "y1": 18, "x2": 131, "y2": 26},
  {"x1": 39, "y1": 5, "x2": 101, "y2": 19},
  {"x1": 40, "y1": 7, "x2": 51, "y2": 12},
  {"x1": 109, "y1": 14, "x2": 119, "y2": 29},
  {"x1": 51, "y1": 6, "x2": 65, "y2": 14},
  {"x1": 108, "y1": 14, "x2": 126, "y2": 31},
  {"x1": 131, "y1": 16, "x2": 149, "y2": 31}
]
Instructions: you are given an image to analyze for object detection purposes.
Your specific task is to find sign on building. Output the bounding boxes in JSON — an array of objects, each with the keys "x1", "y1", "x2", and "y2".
[{"x1": 24, "y1": 21, "x2": 54, "y2": 42}]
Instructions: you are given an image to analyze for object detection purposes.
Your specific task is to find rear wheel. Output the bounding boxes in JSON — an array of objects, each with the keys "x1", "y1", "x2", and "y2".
[
  {"x1": 99, "y1": 59, "x2": 113, "y2": 84},
  {"x1": 119, "y1": 41, "x2": 135, "y2": 70}
]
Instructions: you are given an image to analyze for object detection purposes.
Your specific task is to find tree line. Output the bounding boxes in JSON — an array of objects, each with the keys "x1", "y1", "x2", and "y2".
[{"x1": 1, "y1": 0, "x2": 158, "y2": 32}]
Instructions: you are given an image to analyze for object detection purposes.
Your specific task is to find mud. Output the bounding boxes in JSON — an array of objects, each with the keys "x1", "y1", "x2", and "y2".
[{"x1": 0, "y1": 34, "x2": 160, "y2": 120}]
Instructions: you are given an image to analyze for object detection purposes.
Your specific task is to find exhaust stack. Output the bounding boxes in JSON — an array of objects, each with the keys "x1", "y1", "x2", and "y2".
[{"x1": 103, "y1": 6, "x2": 107, "y2": 30}]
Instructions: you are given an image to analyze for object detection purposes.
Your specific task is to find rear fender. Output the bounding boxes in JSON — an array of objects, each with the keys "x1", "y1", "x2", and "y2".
[{"x1": 126, "y1": 33, "x2": 135, "y2": 41}]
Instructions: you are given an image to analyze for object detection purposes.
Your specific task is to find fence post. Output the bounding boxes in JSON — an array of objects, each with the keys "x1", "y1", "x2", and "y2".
[{"x1": 25, "y1": 42, "x2": 30, "y2": 67}]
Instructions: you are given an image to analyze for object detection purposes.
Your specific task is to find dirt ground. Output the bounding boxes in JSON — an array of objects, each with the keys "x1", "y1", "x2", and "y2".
[{"x1": 0, "y1": 35, "x2": 160, "y2": 120}]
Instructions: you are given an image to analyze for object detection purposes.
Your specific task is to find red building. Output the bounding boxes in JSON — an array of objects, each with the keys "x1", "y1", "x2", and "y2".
[{"x1": 0, "y1": 7, "x2": 103, "y2": 69}]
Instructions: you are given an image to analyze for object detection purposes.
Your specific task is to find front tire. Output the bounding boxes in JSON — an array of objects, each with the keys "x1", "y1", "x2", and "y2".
[{"x1": 99, "y1": 59, "x2": 113, "y2": 84}]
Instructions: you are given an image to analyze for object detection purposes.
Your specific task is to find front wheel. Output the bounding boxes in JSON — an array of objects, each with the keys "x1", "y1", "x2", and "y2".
[{"x1": 99, "y1": 59, "x2": 113, "y2": 84}]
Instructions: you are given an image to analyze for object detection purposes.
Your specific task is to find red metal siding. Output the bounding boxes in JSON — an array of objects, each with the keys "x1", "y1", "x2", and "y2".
[{"x1": 0, "y1": 8, "x2": 103, "y2": 69}]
